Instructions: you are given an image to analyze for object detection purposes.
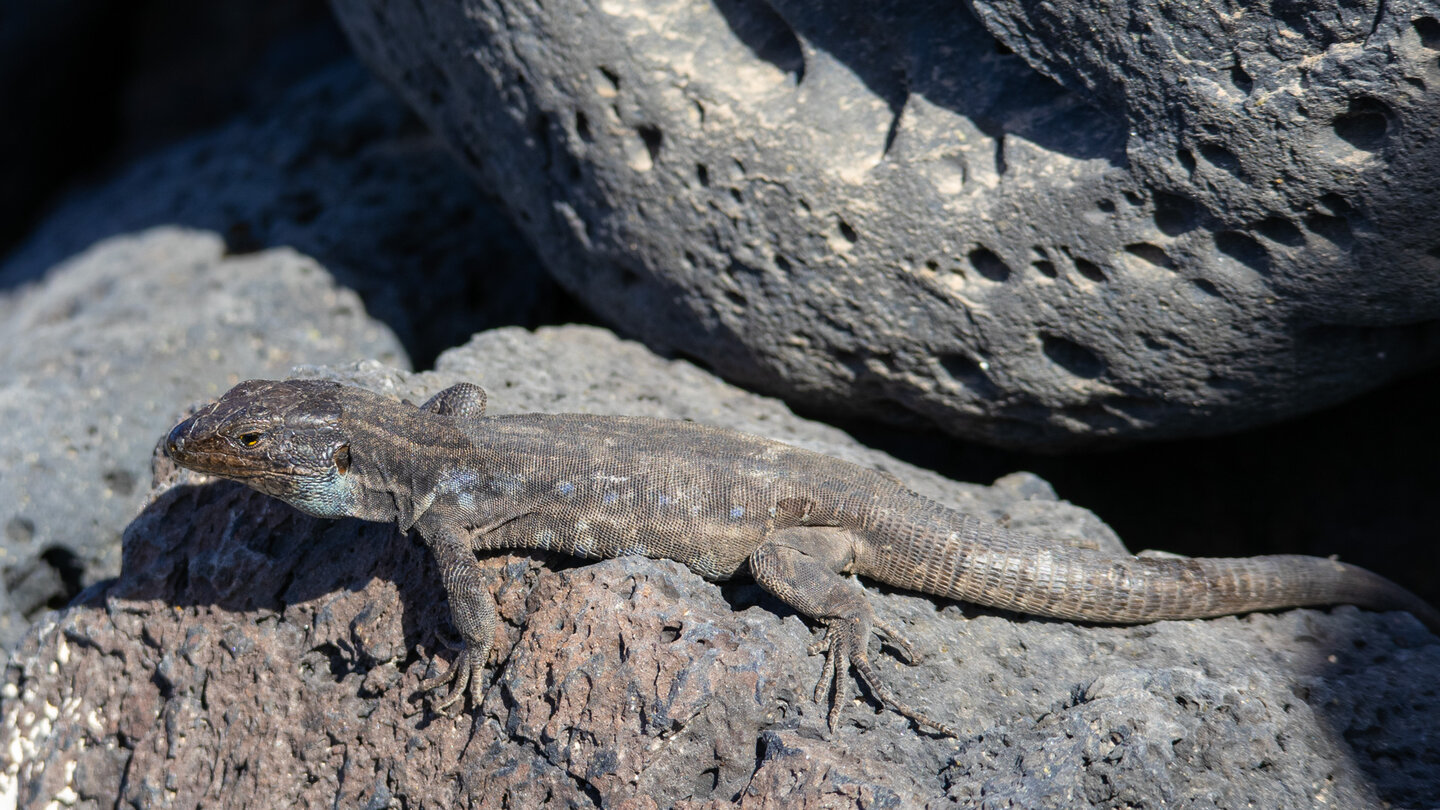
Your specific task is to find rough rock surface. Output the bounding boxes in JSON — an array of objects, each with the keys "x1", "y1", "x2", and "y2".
[
  {"x1": 0, "y1": 227, "x2": 404, "y2": 654},
  {"x1": 3, "y1": 327, "x2": 1437, "y2": 808},
  {"x1": 330, "y1": 0, "x2": 1440, "y2": 448}
]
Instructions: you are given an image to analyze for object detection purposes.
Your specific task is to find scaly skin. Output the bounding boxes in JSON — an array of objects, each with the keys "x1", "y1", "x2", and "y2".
[{"x1": 165, "y1": 379, "x2": 1440, "y2": 735}]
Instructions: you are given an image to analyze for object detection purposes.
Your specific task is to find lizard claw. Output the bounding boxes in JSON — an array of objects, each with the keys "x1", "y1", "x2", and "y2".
[
  {"x1": 418, "y1": 643, "x2": 489, "y2": 716},
  {"x1": 809, "y1": 615, "x2": 956, "y2": 737},
  {"x1": 872, "y1": 615, "x2": 920, "y2": 664}
]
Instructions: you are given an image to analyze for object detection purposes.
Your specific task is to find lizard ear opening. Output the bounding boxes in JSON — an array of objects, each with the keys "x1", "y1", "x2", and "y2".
[{"x1": 333, "y1": 445, "x2": 351, "y2": 475}]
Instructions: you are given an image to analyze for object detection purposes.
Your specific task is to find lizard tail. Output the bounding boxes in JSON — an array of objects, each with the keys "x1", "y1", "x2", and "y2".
[{"x1": 855, "y1": 507, "x2": 1440, "y2": 634}]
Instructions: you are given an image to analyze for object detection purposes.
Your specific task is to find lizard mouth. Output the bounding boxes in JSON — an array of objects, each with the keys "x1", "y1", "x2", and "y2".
[{"x1": 165, "y1": 419, "x2": 313, "y2": 482}]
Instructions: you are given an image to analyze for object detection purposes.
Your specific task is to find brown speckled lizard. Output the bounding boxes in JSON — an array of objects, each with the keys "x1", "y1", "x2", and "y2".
[{"x1": 165, "y1": 379, "x2": 1440, "y2": 735}]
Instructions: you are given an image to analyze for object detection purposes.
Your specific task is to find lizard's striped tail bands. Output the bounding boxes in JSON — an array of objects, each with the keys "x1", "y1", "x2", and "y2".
[{"x1": 856, "y1": 505, "x2": 1440, "y2": 633}]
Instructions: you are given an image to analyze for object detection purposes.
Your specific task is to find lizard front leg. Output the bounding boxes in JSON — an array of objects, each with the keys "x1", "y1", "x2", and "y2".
[
  {"x1": 414, "y1": 525, "x2": 498, "y2": 715},
  {"x1": 748, "y1": 526, "x2": 955, "y2": 736},
  {"x1": 414, "y1": 511, "x2": 562, "y2": 714}
]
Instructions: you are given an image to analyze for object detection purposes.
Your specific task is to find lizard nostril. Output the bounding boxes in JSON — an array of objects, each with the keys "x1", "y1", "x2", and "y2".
[{"x1": 166, "y1": 423, "x2": 185, "y2": 456}]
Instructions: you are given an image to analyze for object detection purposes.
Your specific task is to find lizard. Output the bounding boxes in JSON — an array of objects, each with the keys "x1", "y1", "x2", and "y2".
[{"x1": 164, "y1": 378, "x2": 1440, "y2": 735}]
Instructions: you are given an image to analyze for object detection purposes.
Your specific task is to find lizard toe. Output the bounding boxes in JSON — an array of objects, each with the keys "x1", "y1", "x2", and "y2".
[
  {"x1": 419, "y1": 644, "x2": 487, "y2": 715},
  {"x1": 872, "y1": 615, "x2": 920, "y2": 665}
]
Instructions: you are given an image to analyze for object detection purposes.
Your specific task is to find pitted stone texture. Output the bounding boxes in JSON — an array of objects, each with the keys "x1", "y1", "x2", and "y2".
[
  {"x1": 330, "y1": 0, "x2": 1440, "y2": 448},
  {"x1": 4, "y1": 328, "x2": 1437, "y2": 807}
]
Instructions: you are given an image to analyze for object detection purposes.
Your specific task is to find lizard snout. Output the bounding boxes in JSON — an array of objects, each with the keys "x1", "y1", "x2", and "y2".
[{"x1": 165, "y1": 420, "x2": 189, "y2": 458}]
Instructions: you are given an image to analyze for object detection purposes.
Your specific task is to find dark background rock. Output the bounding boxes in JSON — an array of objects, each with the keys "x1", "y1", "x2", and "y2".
[
  {"x1": 2, "y1": 329, "x2": 1436, "y2": 808},
  {"x1": 0, "y1": 58, "x2": 565, "y2": 370},
  {"x1": 329, "y1": 0, "x2": 1440, "y2": 448},
  {"x1": 0, "y1": 0, "x2": 346, "y2": 257}
]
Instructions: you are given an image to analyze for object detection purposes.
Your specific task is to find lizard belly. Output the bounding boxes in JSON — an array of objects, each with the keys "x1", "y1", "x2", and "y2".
[{"x1": 539, "y1": 508, "x2": 759, "y2": 581}]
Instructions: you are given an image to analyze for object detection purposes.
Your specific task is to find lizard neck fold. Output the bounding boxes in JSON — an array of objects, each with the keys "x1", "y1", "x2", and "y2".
[{"x1": 336, "y1": 403, "x2": 481, "y2": 530}]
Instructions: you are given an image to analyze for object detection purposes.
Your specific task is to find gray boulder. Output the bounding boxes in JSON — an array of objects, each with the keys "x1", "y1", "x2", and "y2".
[
  {"x1": 0, "y1": 228, "x2": 404, "y2": 653},
  {"x1": 2, "y1": 327, "x2": 1435, "y2": 808},
  {"x1": 329, "y1": 0, "x2": 1440, "y2": 448}
]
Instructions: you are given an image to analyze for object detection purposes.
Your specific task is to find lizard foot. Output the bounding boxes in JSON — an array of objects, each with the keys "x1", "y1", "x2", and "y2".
[
  {"x1": 418, "y1": 642, "x2": 489, "y2": 716},
  {"x1": 809, "y1": 616, "x2": 956, "y2": 737}
]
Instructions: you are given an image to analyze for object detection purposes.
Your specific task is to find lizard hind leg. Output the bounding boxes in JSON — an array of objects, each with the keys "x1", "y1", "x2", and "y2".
[{"x1": 748, "y1": 527, "x2": 955, "y2": 736}]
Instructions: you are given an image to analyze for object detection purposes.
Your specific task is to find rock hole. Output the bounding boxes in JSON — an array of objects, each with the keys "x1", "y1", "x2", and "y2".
[
  {"x1": 1041, "y1": 335, "x2": 1104, "y2": 380},
  {"x1": 103, "y1": 469, "x2": 136, "y2": 497},
  {"x1": 1198, "y1": 143, "x2": 1244, "y2": 178},
  {"x1": 1124, "y1": 191, "x2": 1144, "y2": 206},
  {"x1": 1316, "y1": 192, "x2": 1354, "y2": 217},
  {"x1": 1033, "y1": 260, "x2": 1057, "y2": 278},
  {"x1": 1191, "y1": 278, "x2": 1223, "y2": 298},
  {"x1": 968, "y1": 246, "x2": 1011, "y2": 282},
  {"x1": 660, "y1": 623, "x2": 682, "y2": 642},
  {"x1": 939, "y1": 353, "x2": 997, "y2": 396},
  {"x1": 730, "y1": 187, "x2": 743, "y2": 203},
  {"x1": 637, "y1": 125, "x2": 663, "y2": 164},
  {"x1": 925, "y1": 259, "x2": 940, "y2": 272},
  {"x1": 725, "y1": 289, "x2": 747, "y2": 308},
  {"x1": 695, "y1": 163, "x2": 710, "y2": 187},
  {"x1": 1124, "y1": 243, "x2": 1176, "y2": 270},
  {"x1": 597, "y1": 66, "x2": 621, "y2": 96},
  {"x1": 1073, "y1": 257, "x2": 1107, "y2": 282},
  {"x1": 1229, "y1": 64, "x2": 1254, "y2": 94},
  {"x1": 1254, "y1": 217, "x2": 1304, "y2": 246},
  {"x1": 837, "y1": 218, "x2": 858, "y2": 244},
  {"x1": 1332, "y1": 98, "x2": 1390, "y2": 153},
  {"x1": 1153, "y1": 192, "x2": 1200, "y2": 236},
  {"x1": 1176, "y1": 148, "x2": 1196, "y2": 174},
  {"x1": 1414, "y1": 16, "x2": 1440, "y2": 48},
  {"x1": 575, "y1": 111, "x2": 592, "y2": 143},
  {"x1": 1305, "y1": 212, "x2": 1354, "y2": 248},
  {"x1": 1096, "y1": 199, "x2": 1116, "y2": 214},
  {"x1": 774, "y1": 255, "x2": 791, "y2": 273},
  {"x1": 1214, "y1": 231, "x2": 1271, "y2": 274},
  {"x1": 725, "y1": 258, "x2": 764, "y2": 278},
  {"x1": 39, "y1": 547, "x2": 86, "y2": 610}
]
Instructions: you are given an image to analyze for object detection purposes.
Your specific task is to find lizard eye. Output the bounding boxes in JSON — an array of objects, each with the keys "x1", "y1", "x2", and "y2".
[
  {"x1": 238, "y1": 432, "x2": 262, "y2": 447},
  {"x1": 333, "y1": 445, "x2": 350, "y2": 475}
]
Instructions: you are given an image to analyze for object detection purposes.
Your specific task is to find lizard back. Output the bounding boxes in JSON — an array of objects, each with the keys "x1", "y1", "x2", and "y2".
[{"x1": 449, "y1": 412, "x2": 908, "y2": 579}]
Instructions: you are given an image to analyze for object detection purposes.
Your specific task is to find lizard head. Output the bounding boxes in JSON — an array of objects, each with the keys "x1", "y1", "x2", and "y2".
[{"x1": 166, "y1": 379, "x2": 359, "y2": 518}]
